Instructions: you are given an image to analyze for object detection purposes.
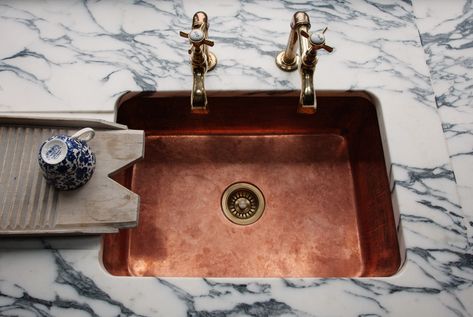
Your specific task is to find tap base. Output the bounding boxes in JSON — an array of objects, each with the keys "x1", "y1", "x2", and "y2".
[{"x1": 275, "y1": 51, "x2": 298, "y2": 72}]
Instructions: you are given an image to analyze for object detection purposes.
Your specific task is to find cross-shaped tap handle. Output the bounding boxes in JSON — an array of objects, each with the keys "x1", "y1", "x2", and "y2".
[
  {"x1": 300, "y1": 27, "x2": 334, "y2": 53},
  {"x1": 180, "y1": 30, "x2": 214, "y2": 54}
]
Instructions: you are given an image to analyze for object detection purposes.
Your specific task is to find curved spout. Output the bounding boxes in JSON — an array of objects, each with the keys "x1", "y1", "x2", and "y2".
[
  {"x1": 191, "y1": 67, "x2": 208, "y2": 114},
  {"x1": 298, "y1": 68, "x2": 316, "y2": 114},
  {"x1": 276, "y1": 12, "x2": 333, "y2": 115},
  {"x1": 297, "y1": 23, "x2": 316, "y2": 114}
]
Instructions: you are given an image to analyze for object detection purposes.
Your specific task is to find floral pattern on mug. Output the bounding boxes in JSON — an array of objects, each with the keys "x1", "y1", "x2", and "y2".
[{"x1": 38, "y1": 129, "x2": 96, "y2": 191}]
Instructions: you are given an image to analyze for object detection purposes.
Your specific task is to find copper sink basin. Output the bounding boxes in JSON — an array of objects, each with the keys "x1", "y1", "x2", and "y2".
[{"x1": 103, "y1": 91, "x2": 400, "y2": 277}]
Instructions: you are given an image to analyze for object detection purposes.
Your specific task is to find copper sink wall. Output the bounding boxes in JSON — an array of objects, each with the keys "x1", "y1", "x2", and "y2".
[{"x1": 103, "y1": 92, "x2": 400, "y2": 277}]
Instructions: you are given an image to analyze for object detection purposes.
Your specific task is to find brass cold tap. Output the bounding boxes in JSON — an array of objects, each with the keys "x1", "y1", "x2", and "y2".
[
  {"x1": 276, "y1": 12, "x2": 333, "y2": 114},
  {"x1": 180, "y1": 11, "x2": 217, "y2": 114}
]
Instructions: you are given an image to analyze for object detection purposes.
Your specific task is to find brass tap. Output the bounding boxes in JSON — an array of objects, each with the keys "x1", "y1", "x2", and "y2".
[
  {"x1": 180, "y1": 11, "x2": 217, "y2": 114},
  {"x1": 276, "y1": 12, "x2": 333, "y2": 114}
]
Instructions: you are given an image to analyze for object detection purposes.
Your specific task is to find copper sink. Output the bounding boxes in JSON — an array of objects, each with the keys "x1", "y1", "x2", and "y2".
[{"x1": 103, "y1": 91, "x2": 400, "y2": 277}]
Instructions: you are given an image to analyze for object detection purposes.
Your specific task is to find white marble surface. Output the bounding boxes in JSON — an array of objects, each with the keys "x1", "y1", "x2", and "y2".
[
  {"x1": 413, "y1": 0, "x2": 473, "y2": 246},
  {"x1": 0, "y1": 0, "x2": 472, "y2": 316}
]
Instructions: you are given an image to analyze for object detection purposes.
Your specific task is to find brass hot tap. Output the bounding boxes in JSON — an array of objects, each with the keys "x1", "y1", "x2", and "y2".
[
  {"x1": 180, "y1": 11, "x2": 217, "y2": 114},
  {"x1": 276, "y1": 12, "x2": 333, "y2": 114}
]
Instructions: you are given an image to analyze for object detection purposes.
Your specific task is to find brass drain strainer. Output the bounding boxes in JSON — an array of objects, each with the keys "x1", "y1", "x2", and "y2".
[{"x1": 221, "y1": 182, "x2": 265, "y2": 225}]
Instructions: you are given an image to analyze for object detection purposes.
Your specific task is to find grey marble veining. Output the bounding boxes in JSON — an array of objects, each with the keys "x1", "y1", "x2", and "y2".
[
  {"x1": 412, "y1": 0, "x2": 473, "y2": 246},
  {"x1": 0, "y1": 0, "x2": 472, "y2": 316},
  {"x1": 0, "y1": 0, "x2": 445, "y2": 113}
]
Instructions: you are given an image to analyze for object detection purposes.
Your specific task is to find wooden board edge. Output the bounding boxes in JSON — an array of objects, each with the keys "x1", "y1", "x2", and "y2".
[{"x1": 0, "y1": 115, "x2": 127, "y2": 130}]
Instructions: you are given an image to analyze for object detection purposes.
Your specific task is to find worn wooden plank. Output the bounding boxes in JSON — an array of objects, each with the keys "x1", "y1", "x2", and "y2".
[
  {"x1": 55, "y1": 130, "x2": 143, "y2": 228},
  {"x1": 0, "y1": 117, "x2": 144, "y2": 235}
]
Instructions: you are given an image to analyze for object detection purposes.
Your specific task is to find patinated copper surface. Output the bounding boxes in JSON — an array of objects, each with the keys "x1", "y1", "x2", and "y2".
[{"x1": 103, "y1": 92, "x2": 400, "y2": 277}]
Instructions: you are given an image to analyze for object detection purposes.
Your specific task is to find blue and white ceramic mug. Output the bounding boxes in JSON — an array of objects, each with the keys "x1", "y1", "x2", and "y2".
[{"x1": 38, "y1": 127, "x2": 96, "y2": 191}]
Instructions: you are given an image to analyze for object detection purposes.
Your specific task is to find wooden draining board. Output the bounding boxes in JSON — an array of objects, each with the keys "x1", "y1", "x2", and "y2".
[{"x1": 0, "y1": 115, "x2": 144, "y2": 235}]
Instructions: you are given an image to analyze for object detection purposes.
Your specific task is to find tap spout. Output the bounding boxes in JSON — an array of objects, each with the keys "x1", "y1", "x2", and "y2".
[
  {"x1": 191, "y1": 67, "x2": 208, "y2": 113},
  {"x1": 299, "y1": 68, "x2": 315, "y2": 114}
]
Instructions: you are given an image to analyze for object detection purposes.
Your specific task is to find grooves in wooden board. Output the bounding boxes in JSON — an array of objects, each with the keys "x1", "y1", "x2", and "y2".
[{"x1": 0, "y1": 126, "x2": 64, "y2": 230}]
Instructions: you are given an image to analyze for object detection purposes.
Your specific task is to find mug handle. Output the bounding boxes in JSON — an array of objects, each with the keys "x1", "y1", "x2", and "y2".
[{"x1": 71, "y1": 127, "x2": 95, "y2": 142}]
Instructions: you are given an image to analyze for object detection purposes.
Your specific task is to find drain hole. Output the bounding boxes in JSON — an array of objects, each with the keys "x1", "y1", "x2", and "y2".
[
  {"x1": 221, "y1": 182, "x2": 265, "y2": 225},
  {"x1": 229, "y1": 189, "x2": 259, "y2": 219}
]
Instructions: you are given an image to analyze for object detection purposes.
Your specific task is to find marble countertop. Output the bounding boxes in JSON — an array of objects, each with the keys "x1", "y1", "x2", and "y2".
[
  {"x1": 413, "y1": 0, "x2": 473, "y2": 246},
  {"x1": 0, "y1": 0, "x2": 472, "y2": 316}
]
